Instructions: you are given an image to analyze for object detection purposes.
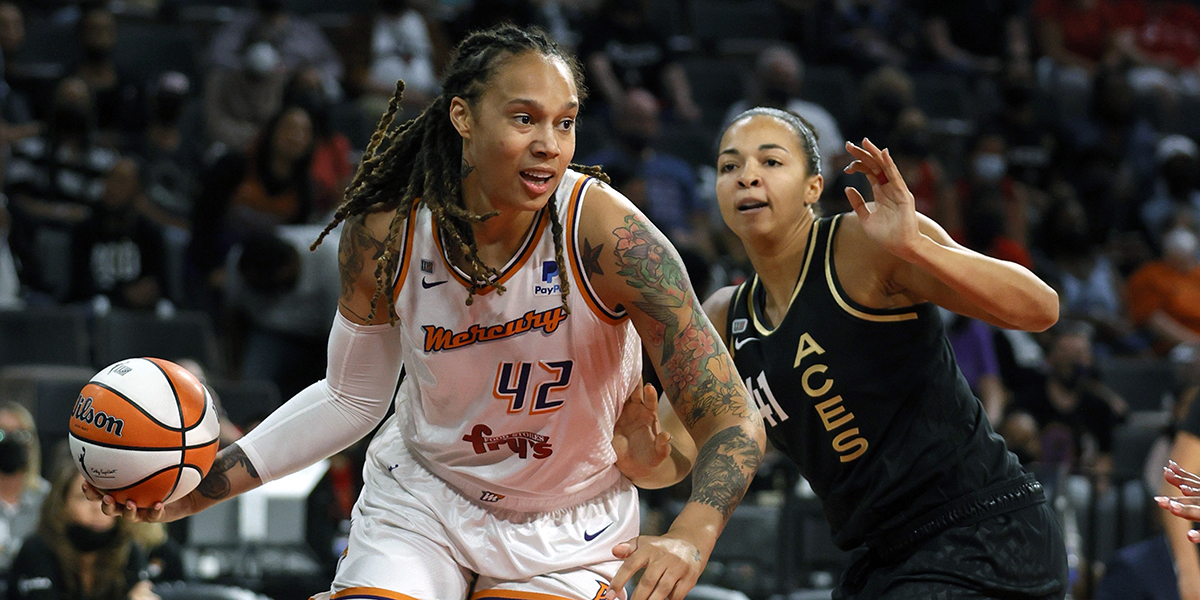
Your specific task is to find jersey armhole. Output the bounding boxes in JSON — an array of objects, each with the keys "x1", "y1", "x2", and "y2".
[
  {"x1": 565, "y1": 177, "x2": 628, "y2": 324},
  {"x1": 390, "y1": 203, "x2": 421, "y2": 301}
]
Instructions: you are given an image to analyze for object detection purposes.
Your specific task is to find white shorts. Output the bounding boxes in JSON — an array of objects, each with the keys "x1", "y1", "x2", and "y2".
[{"x1": 330, "y1": 417, "x2": 639, "y2": 600}]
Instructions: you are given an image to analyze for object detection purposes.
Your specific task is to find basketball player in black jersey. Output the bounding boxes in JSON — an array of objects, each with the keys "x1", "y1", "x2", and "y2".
[{"x1": 701, "y1": 107, "x2": 1068, "y2": 599}]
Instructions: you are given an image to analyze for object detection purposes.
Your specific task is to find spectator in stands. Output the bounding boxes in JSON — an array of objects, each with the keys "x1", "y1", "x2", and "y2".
[
  {"x1": 1032, "y1": 0, "x2": 1123, "y2": 95},
  {"x1": 1065, "y1": 66, "x2": 1158, "y2": 237},
  {"x1": 207, "y1": 0, "x2": 343, "y2": 101},
  {"x1": 1141, "y1": 134, "x2": 1200, "y2": 249},
  {"x1": 68, "y1": 158, "x2": 167, "y2": 311},
  {"x1": 845, "y1": 65, "x2": 915, "y2": 146},
  {"x1": 1035, "y1": 186, "x2": 1143, "y2": 355},
  {"x1": 223, "y1": 226, "x2": 339, "y2": 400},
  {"x1": 724, "y1": 45, "x2": 847, "y2": 169},
  {"x1": 0, "y1": 2, "x2": 38, "y2": 145},
  {"x1": 70, "y1": 5, "x2": 142, "y2": 145},
  {"x1": 961, "y1": 186, "x2": 1035, "y2": 270},
  {"x1": 127, "y1": 71, "x2": 203, "y2": 233},
  {"x1": 283, "y1": 67, "x2": 353, "y2": 218},
  {"x1": 989, "y1": 64, "x2": 1059, "y2": 188},
  {"x1": 826, "y1": 0, "x2": 920, "y2": 72},
  {"x1": 128, "y1": 523, "x2": 181, "y2": 584},
  {"x1": 8, "y1": 459, "x2": 154, "y2": 600},
  {"x1": 0, "y1": 402, "x2": 47, "y2": 575},
  {"x1": 888, "y1": 110, "x2": 959, "y2": 232},
  {"x1": 1094, "y1": 534, "x2": 1182, "y2": 600},
  {"x1": 1126, "y1": 224, "x2": 1200, "y2": 355},
  {"x1": 941, "y1": 309, "x2": 1008, "y2": 424},
  {"x1": 583, "y1": 88, "x2": 707, "y2": 253},
  {"x1": 189, "y1": 104, "x2": 314, "y2": 297},
  {"x1": 0, "y1": 196, "x2": 19, "y2": 308},
  {"x1": 916, "y1": 0, "x2": 1030, "y2": 76},
  {"x1": 4, "y1": 76, "x2": 119, "y2": 299},
  {"x1": 1115, "y1": 0, "x2": 1200, "y2": 127},
  {"x1": 957, "y1": 132, "x2": 1033, "y2": 249},
  {"x1": 1010, "y1": 320, "x2": 1126, "y2": 483},
  {"x1": 204, "y1": 27, "x2": 289, "y2": 152},
  {"x1": 345, "y1": 0, "x2": 443, "y2": 119},
  {"x1": 578, "y1": 0, "x2": 700, "y2": 122}
]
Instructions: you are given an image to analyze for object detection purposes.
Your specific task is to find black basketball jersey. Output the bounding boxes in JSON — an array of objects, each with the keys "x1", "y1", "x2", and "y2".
[{"x1": 726, "y1": 214, "x2": 1024, "y2": 550}]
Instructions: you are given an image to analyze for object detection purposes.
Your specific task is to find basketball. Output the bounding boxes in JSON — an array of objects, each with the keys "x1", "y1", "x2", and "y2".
[{"x1": 69, "y1": 358, "x2": 221, "y2": 507}]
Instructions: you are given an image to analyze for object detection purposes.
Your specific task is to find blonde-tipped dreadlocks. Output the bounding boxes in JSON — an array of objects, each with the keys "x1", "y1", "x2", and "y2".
[{"x1": 313, "y1": 24, "x2": 609, "y2": 323}]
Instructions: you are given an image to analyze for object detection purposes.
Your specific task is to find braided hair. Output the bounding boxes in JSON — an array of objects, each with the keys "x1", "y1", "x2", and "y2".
[{"x1": 313, "y1": 24, "x2": 608, "y2": 322}]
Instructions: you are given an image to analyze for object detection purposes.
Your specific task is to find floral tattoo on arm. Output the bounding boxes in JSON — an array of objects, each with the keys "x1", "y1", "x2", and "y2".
[{"x1": 611, "y1": 214, "x2": 762, "y2": 519}]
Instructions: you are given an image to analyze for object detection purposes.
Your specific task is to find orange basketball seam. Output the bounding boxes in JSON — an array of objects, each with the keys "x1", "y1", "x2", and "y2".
[{"x1": 101, "y1": 464, "x2": 185, "y2": 492}]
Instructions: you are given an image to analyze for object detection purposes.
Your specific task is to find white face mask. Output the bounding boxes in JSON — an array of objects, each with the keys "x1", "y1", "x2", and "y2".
[
  {"x1": 972, "y1": 153, "x2": 1007, "y2": 183},
  {"x1": 243, "y1": 42, "x2": 280, "y2": 77},
  {"x1": 1163, "y1": 227, "x2": 1199, "y2": 258}
]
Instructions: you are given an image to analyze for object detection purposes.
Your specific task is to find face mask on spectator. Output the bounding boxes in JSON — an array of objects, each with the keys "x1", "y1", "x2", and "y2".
[
  {"x1": 972, "y1": 153, "x2": 1006, "y2": 183},
  {"x1": 0, "y1": 437, "x2": 27, "y2": 474},
  {"x1": 1164, "y1": 227, "x2": 1199, "y2": 258},
  {"x1": 65, "y1": 523, "x2": 119, "y2": 552},
  {"x1": 243, "y1": 41, "x2": 280, "y2": 78}
]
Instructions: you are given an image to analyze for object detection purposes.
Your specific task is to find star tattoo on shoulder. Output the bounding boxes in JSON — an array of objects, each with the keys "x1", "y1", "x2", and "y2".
[{"x1": 582, "y1": 237, "x2": 604, "y2": 278}]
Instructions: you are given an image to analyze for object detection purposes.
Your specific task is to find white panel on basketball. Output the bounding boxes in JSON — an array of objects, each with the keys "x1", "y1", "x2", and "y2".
[
  {"x1": 68, "y1": 435, "x2": 182, "y2": 489},
  {"x1": 166, "y1": 468, "x2": 205, "y2": 503},
  {"x1": 90, "y1": 358, "x2": 184, "y2": 428},
  {"x1": 184, "y1": 402, "x2": 221, "y2": 446}
]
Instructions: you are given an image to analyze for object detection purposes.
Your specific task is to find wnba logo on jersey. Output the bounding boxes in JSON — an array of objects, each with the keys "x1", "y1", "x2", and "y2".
[
  {"x1": 462, "y1": 424, "x2": 553, "y2": 459},
  {"x1": 535, "y1": 260, "x2": 560, "y2": 296}
]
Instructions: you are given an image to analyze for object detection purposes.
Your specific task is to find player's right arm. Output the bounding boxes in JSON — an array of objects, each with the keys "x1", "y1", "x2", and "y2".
[{"x1": 87, "y1": 210, "x2": 405, "y2": 521}]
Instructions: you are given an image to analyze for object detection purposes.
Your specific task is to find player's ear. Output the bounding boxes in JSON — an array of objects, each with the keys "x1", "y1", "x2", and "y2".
[{"x1": 449, "y1": 96, "x2": 472, "y2": 140}]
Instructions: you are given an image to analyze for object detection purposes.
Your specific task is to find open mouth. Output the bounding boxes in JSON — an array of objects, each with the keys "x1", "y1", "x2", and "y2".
[
  {"x1": 521, "y1": 171, "x2": 553, "y2": 185},
  {"x1": 737, "y1": 200, "x2": 768, "y2": 212}
]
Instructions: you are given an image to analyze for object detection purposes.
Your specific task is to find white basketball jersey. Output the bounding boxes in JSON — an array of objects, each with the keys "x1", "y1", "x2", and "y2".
[{"x1": 382, "y1": 169, "x2": 642, "y2": 513}]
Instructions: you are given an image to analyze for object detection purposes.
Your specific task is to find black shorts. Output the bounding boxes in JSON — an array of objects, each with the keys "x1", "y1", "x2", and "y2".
[{"x1": 833, "y1": 502, "x2": 1068, "y2": 600}]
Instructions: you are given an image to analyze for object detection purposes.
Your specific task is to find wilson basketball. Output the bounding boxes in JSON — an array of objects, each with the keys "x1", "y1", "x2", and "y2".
[{"x1": 69, "y1": 358, "x2": 220, "y2": 507}]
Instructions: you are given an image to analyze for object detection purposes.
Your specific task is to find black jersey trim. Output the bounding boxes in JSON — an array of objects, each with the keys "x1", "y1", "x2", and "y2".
[
  {"x1": 825, "y1": 214, "x2": 920, "y2": 323},
  {"x1": 391, "y1": 202, "x2": 421, "y2": 301},
  {"x1": 748, "y1": 218, "x2": 821, "y2": 335},
  {"x1": 566, "y1": 176, "x2": 627, "y2": 323}
]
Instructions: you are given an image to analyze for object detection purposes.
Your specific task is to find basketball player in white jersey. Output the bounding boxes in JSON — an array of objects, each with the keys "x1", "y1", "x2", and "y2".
[{"x1": 86, "y1": 24, "x2": 765, "y2": 600}]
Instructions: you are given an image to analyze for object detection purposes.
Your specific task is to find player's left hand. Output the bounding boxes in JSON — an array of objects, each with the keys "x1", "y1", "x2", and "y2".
[
  {"x1": 609, "y1": 534, "x2": 704, "y2": 600},
  {"x1": 843, "y1": 138, "x2": 922, "y2": 259},
  {"x1": 612, "y1": 382, "x2": 671, "y2": 482}
]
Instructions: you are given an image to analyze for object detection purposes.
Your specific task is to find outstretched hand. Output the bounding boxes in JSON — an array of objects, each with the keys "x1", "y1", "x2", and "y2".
[
  {"x1": 843, "y1": 138, "x2": 922, "y2": 259},
  {"x1": 609, "y1": 533, "x2": 704, "y2": 600},
  {"x1": 1156, "y1": 460, "x2": 1200, "y2": 542},
  {"x1": 81, "y1": 480, "x2": 194, "y2": 523},
  {"x1": 612, "y1": 382, "x2": 672, "y2": 482}
]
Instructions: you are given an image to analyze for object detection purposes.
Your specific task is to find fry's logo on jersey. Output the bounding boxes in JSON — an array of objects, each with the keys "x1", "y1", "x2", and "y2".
[
  {"x1": 423, "y1": 306, "x2": 568, "y2": 352},
  {"x1": 462, "y1": 424, "x2": 553, "y2": 459}
]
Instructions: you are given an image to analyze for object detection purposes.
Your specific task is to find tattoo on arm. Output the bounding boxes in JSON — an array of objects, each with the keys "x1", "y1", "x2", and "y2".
[
  {"x1": 337, "y1": 215, "x2": 388, "y2": 320},
  {"x1": 610, "y1": 214, "x2": 753, "y2": 427},
  {"x1": 197, "y1": 445, "x2": 260, "y2": 500},
  {"x1": 582, "y1": 237, "x2": 605, "y2": 278},
  {"x1": 611, "y1": 214, "x2": 763, "y2": 520},
  {"x1": 690, "y1": 426, "x2": 762, "y2": 519}
]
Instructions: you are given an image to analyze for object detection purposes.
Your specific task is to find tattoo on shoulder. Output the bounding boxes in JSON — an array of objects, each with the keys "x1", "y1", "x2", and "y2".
[
  {"x1": 338, "y1": 214, "x2": 388, "y2": 299},
  {"x1": 581, "y1": 237, "x2": 604, "y2": 278},
  {"x1": 609, "y1": 214, "x2": 753, "y2": 427},
  {"x1": 690, "y1": 426, "x2": 763, "y2": 519},
  {"x1": 197, "y1": 446, "x2": 260, "y2": 500}
]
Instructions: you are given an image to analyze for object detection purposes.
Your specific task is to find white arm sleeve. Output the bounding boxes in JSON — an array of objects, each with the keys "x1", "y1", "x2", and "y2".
[{"x1": 236, "y1": 312, "x2": 403, "y2": 483}]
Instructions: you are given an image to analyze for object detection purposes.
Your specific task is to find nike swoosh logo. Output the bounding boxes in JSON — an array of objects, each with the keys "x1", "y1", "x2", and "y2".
[
  {"x1": 733, "y1": 337, "x2": 758, "y2": 350},
  {"x1": 422, "y1": 277, "x2": 448, "y2": 289},
  {"x1": 583, "y1": 523, "x2": 612, "y2": 542}
]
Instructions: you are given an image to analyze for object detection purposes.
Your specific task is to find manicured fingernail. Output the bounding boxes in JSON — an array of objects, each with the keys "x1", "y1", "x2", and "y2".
[{"x1": 1172, "y1": 500, "x2": 1184, "y2": 510}]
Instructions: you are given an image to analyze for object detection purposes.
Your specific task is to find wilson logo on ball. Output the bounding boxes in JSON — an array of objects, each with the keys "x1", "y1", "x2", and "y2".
[{"x1": 72, "y1": 395, "x2": 125, "y2": 436}]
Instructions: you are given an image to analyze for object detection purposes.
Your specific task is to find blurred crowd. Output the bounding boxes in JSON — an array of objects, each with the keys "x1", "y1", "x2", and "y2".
[{"x1": 3, "y1": 0, "x2": 1200, "y2": 598}]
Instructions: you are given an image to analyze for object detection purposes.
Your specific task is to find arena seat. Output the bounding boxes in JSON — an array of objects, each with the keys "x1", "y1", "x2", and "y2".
[
  {"x1": 0, "y1": 306, "x2": 92, "y2": 367},
  {"x1": 92, "y1": 309, "x2": 224, "y2": 377}
]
